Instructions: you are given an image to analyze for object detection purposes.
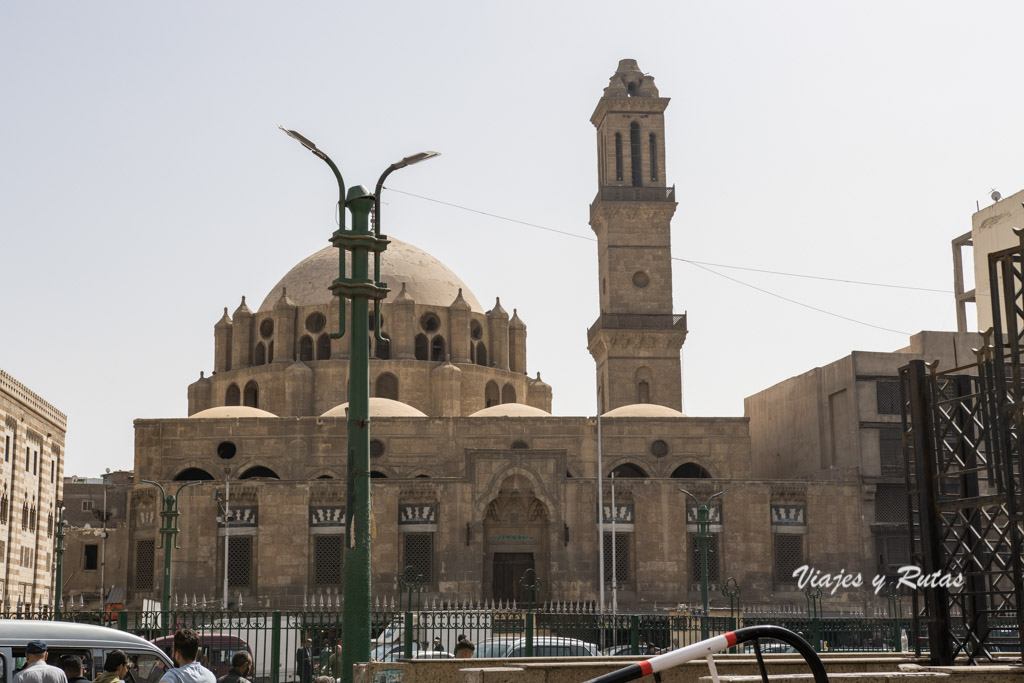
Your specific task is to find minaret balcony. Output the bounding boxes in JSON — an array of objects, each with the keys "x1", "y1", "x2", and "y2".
[{"x1": 594, "y1": 185, "x2": 675, "y2": 203}]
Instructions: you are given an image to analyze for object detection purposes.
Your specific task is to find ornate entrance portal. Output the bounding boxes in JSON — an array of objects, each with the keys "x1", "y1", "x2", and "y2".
[{"x1": 483, "y1": 474, "x2": 549, "y2": 602}]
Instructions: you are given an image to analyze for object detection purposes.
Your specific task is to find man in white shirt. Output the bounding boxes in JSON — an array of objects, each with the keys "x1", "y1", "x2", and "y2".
[
  {"x1": 158, "y1": 630, "x2": 215, "y2": 683},
  {"x1": 14, "y1": 641, "x2": 68, "y2": 683}
]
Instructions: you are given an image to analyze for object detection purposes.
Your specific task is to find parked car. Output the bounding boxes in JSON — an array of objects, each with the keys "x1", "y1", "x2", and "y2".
[
  {"x1": 474, "y1": 638, "x2": 518, "y2": 658},
  {"x1": 600, "y1": 643, "x2": 657, "y2": 656},
  {"x1": 370, "y1": 642, "x2": 421, "y2": 662},
  {"x1": 0, "y1": 620, "x2": 173, "y2": 683},
  {"x1": 411, "y1": 651, "x2": 455, "y2": 659},
  {"x1": 502, "y1": 637, "x2": 600, "y2": 658}
]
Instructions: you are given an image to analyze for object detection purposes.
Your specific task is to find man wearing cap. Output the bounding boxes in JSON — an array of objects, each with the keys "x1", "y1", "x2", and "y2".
[{"x1": 14, "y1": 641, "x2": 68, "y2": 683}]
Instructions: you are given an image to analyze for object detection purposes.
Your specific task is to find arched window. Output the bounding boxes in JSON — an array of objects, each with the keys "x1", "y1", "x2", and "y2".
[
  {"x1": 470, "y1": 344, "x2": 475, "y2": 364},
  {"x1": 316, "y1": 474, "x2": 333, "y2": 480},
  {"x1": 630, "y1": 122, "x2": 642, "y2": 187},
  {"x1": 370, "y1": 471, "x2": 388, "y2": 479},
  {"x1": 174, "y1": 467, "x2": 215, "y2": 481},
  {"x1": 243, "y1": 381, "x2": 258, "y2": 408},
  {"x1": 254, "y1": 342, "x2": 266, "y2": 366},
  {"x1": 485, "y1": 381, "x2": 500, "y2": 408},
  {"x1": 240, "y1": 466, "x2": 280, "y2": 480},
  {"x1": 0, "y1": 494, "x2": 7, "y2": 524},
  {"x1": 21, "y1": 503, "x2": 28, "y2": 531},
  {"x1": 649, "y1": 133, "x2": 658, "y2": 181},
  {"x1": 671, "y1": 463, "x2": 712, "y2": 479},
  {"x1": 431, "y1": 335, "x2": 446, "y2": 362},
  {"x1": 614, "y1": 133, "x2": 623, "y2": 182},
  {"x1": 635, "y1": 366, "x2": 652, "y2": 404},
  {"x1": 299, "y1": 335, "x2": 314, "y2": 361},
  {"x1": 375, "y1": 373, "x2": 399, "y2": 401},
  {"x1": 637, "y1": 380, "x2": 651, "y2": 404},
  {"x1": 225, "y1": 384, "x2": 241, "y2": 406},
  {"x1": 476, "y1": 342, "x2": 487, "y2": 367},
  {"x1": 501, "y1": 383, "x2": 516, "y2": 404},
  {"x1": 414, "y1": 334, "x2": 428, "y2": 361},
  {"x1": 609, "y1": 463, "x2": 649, "y2": 478},
  {"x1": 374, "y1": 333, "x2": 391, "y2": 360},
  {"x1": 29, "y1": 506, "x2": 36, "y2": 530},
  {"x1": 317, "y1": 334, "x2": 331, "y2": 360},
  {"x1": 268, "y1": 341, "x2": 275, "y2": 363}
]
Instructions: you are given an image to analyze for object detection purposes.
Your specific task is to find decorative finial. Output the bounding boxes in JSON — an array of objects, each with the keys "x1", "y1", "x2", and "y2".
[{"x1": 200, "y1": 371, "x2": 204, "y2": 379}]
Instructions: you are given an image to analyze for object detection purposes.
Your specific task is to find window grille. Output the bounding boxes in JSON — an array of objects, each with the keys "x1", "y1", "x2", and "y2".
[
  {"x1": 0, "y1": 495, "x2": 6, "y2": 524},
  {"x1": 227, "y1": 536, "x2": 252, "y2": 588},
  {"x1": 603, "y1": 531, "x2": 631, "y2": 583},
  {"x1": 403, "y1": 533, "x2": 433, "y2": 584},
  {"x1": 874, "y1": 485, "x2": 909, "y2": 524},
  {"x1": 882, "y1": 535, "x2": 910, "y2": 569},
  {"x1": 880, "y1": 428, "x2": 904, "y2": 476},
  {"x1": 774, "y1": 535, "x2": 803, "y2": 585},
  {"x1": 690, "y1": 533, "x2": 720, "y2": 587},
  {"x1": 21, "y1": 503, "x2": 27, "y2": 531},
  {"x1": 649, "y1": 133, "x2": 658, "y2": 181},
  {"x1": 314, "y1": 535, "x2": 343, "y2": 586},
  {"x1": 876, "y1": 379, "x2": 902, "y2": 414},
  {"x1": 135, "y1": 539, "x2": 155, "y2": 589}
]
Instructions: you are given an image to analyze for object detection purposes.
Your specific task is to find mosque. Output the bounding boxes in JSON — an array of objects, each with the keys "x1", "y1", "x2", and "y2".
[{"x1": 119, "y1": 59, "x2": 878, "y2": 611}]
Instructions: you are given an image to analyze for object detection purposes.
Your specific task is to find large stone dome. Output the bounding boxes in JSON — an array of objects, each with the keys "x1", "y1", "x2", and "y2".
[{"x1": 258, "y1": 237, "x2": 484, "y2": 313}]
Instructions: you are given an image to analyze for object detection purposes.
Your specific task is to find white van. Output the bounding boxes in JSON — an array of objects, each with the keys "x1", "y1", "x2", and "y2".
[{"x1": 0, "y1": 621, "x2": 174, "y2": 683}]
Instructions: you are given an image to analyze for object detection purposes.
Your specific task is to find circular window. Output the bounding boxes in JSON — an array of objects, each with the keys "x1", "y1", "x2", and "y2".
[
  {"x1": 306, "y1": 312, "x2": 326, "y2": 334},
  {"x1": 259, "y1": 319, "x2": 275, "y2": 339},
  {"x1": 370, "y1": 439, "x2": 385, "y2": 458},
  {"x1": 650, "y1": 439, "x2": 669, "y2": 457},
  {"x1": 470, "y1": 320, "x2": 483, "y2": 340},
  {"x1": 216, "y1": 441, "x2": 237, "y2": 460},
  {"x1": 420, "y1": 313, "x2": 440, "y2": 333},
  {"x1": 632, "y1": 271, "x2": 650, "y2": 288}
]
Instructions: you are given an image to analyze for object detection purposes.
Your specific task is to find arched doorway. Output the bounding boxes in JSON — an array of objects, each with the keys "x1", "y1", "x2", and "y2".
[{"x1": 483, "y1": 474, "x2": 549, "y2": 603}]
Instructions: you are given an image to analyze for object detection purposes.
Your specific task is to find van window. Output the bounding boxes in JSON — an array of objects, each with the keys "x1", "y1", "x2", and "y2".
[{"x1": 126, "y1": 652, "x2": 167, "y2": 683}]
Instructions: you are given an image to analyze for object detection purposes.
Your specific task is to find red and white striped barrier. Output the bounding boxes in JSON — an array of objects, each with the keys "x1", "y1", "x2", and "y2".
[{"x1": 583, "y1": 625, "x2": 828, "y2": 683}]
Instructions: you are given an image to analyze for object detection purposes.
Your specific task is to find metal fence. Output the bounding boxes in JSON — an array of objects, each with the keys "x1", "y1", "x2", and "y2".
[{"x1": 0, "y1": 601, "x2": 934, "y2": 679}]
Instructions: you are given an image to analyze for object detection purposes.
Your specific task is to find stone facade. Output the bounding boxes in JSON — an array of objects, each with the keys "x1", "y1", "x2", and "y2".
[
  {"x1": 744, "y1": 330, "x2": 983, "y2": 581},
  {"x1": 0, "y1": 368, "x2": 66, "y2": 609},
  {"x1": 76, "y1": 59, "x2": 882, "y2": 613},
  {"x1": 61, "y1": 471, "x2": 132, "y2": 608}
]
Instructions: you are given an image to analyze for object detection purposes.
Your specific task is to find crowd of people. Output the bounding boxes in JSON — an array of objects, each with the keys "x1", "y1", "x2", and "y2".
[{"x1": 11, "y1": 628, "x2": 478, "y2": 683}]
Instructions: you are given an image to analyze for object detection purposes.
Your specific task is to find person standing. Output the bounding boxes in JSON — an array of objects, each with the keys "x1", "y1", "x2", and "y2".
[
  {"x1": 94, "y1": 651, "x2": 129, "y2": 683},
  {"x1": 216, "y1": 653, "x2": 251, "y2": 683},
  {"x1": 295, "y1": 639, "x2": 314, "y2": 683},
  {"x1": 326, "y1": 644, "x2": 342, "y2": 681},
  {"x1": 158, "y1": 630, "x2": 216, "y2": 683},
  {"x1": 431, "y1": 637, "x2": 444, "y2": 653},
  {"x1": 454, "y1": 640, "x2": 474, "y2": 659},
  {"x1": 14, "y1": 641, "x2": 68, "y2": 683}
]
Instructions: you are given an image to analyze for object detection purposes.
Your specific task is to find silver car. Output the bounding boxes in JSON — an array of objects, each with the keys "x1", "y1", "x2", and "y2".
[
  {"x1": 502, "y1": 637, "x2": 600, "y2": 658},
  {"x1": 0, "y1": 621, "x2": 173, "y2": 683}
]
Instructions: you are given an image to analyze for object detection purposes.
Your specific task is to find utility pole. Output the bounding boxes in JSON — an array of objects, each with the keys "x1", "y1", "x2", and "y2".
[
  {"x1": 680, "y1": 489, "x2": 723, "y2": 640},
  {"x1": 280, "y1": 126, "x2": 437, "y2": 683}
]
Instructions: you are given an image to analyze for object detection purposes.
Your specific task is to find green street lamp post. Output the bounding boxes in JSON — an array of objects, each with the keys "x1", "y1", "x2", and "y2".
[
  {"x1": 53, "y1": 505, "x2": 66, "y2": 617},
  {"x1": 141, "y1": 480, "x2": 202, "y2": 614},
  {"x1": 680, "y1": 488, "x2": 723, "y2": 639},
  {"x1": 280, "y1": 126, "x2": 437, "y2": 683}
]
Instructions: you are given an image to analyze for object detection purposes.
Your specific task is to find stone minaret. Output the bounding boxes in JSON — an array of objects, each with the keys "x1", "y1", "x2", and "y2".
[{"x1": 587, "y1": 59, "x2": 687, "y2": 413}]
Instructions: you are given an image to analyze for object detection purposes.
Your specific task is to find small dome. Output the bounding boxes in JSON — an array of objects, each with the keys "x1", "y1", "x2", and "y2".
[
  {"x1": 321, "y1": 397, "x2": 427, "y2": 418},
  {"x1": 469, "y1": 403, "x2": 551, "y2": 418},
  {"x1": 259, "y1": 238, "x2": 483, "y2": 313},
  {"x1": 190, "y1": 406, "x2": 278, "y2": 419},
  {"x1": 602, "y1": 404, "x2": 686, "y2": 418}
]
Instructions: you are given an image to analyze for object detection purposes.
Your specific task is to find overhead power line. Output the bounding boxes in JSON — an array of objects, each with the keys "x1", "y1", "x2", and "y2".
[{"x1": 386, "y1": 187, "x2": 939, "y2": 335}]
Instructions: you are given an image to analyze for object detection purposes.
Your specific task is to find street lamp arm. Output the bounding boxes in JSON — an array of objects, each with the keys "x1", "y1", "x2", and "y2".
[
  {"x1": 278, "y1": 125, "x2": 347, "y2": 229},
  {"x1": 174, "y1": 480, "x2": 203, "y2": 497},
  {"x1": 141, "y1": 480, "x2": 167, "y2": 497},
  {"x1": 677, "y1": 488, "x2": 699, "y2": 507}
]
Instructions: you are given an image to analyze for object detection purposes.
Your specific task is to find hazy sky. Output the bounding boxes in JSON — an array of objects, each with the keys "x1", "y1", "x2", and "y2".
[{"x1": 2, "y1": 2, "x2": 1016, "y2": 476}]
